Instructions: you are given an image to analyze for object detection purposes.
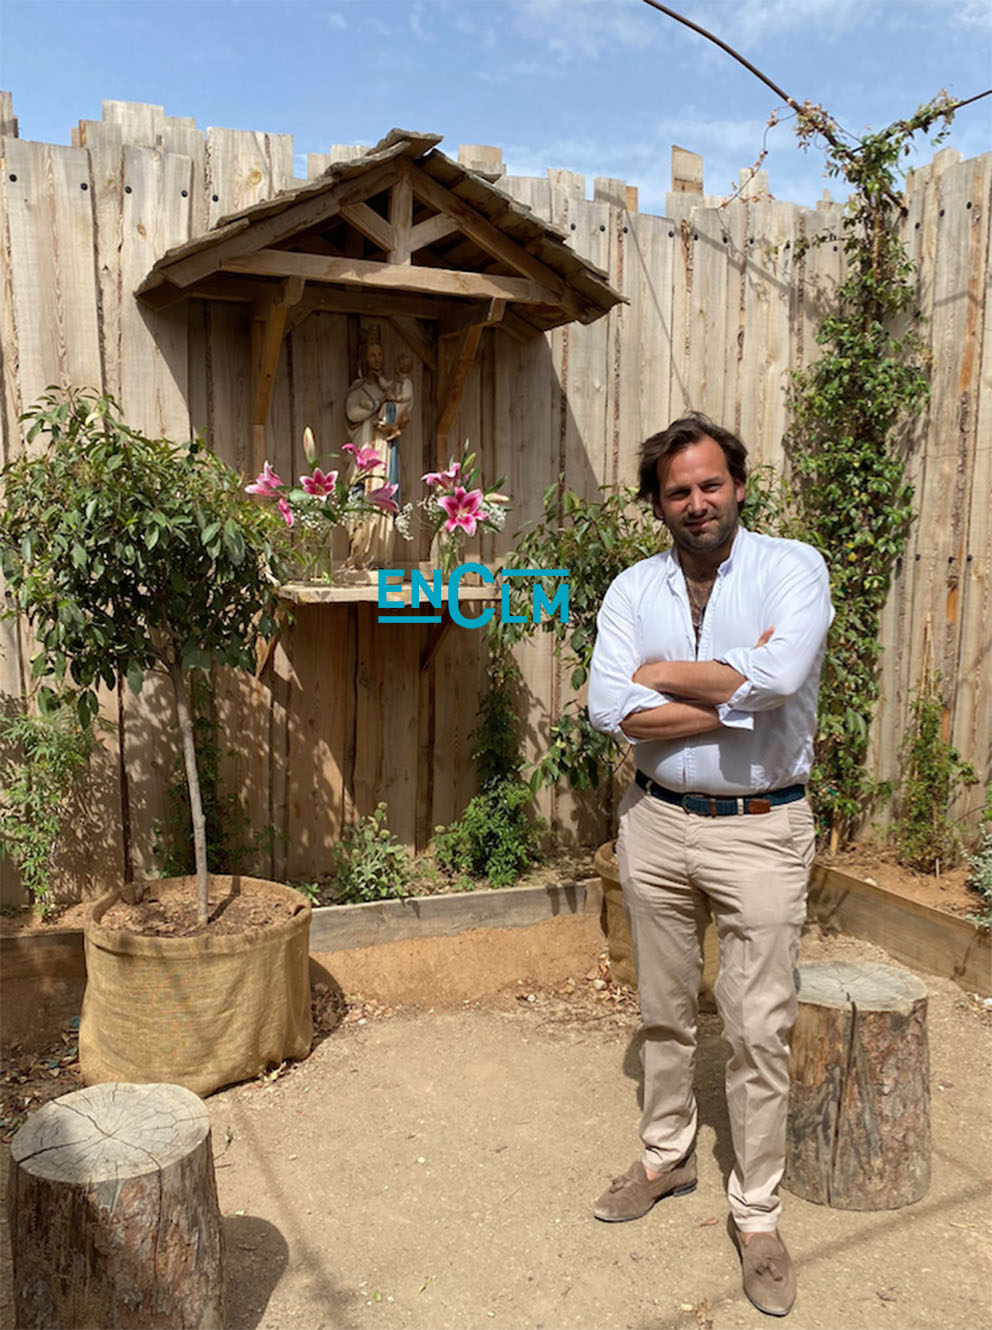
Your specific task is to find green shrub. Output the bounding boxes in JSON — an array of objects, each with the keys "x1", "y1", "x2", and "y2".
[
  {"x1": 434, "y1": 778, "x2": 542, "y2": 888},
  {"x1": 325, "y1": 803, "x2": 414, "y2": 904},
  {"x1": 895, "y1": 667, "x2": 976, "y2": 873},
  {"x1": 0, "y1": 697, "x2": 94, "y2": 915},
  {"x1": 966, "y1": 826, "x2": 992, "y2": 931}
]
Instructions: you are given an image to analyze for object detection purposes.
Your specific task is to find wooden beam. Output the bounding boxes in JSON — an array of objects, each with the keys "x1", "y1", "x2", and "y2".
[
  {"x1": 405, "y1": 161, "x2": 584, "y2": 320},
  {"x1": 436, "y1": 323, "x2": 484, "y2": 465},
  {"x1": 156, "y1": 160, "x2": 401, "y2": 290},
  {"x1": 499, "y1": 307, "x2": 541, "y2": 342},
  {"x1": 440, "y1": 298, "x2": 505, "y2": 339},
  {"x1": 420, "y1": 616, "x2": 453, "y2": 673},
  {"x1": 388, "y1": 172, "x2": 413, "y2": 264},
  {"x1": 184, "y1": 276, "x2": 272, "y2": 305},
  {"x1": 220, "y1": 250, "x2": 561, "y2": 305},
  {"x1": 408, "y1": 212, "x2": 460, "y2": 251},
  {"x1": 137, "y1": 280, "x2": 187, "y2": 312},
  {"x1": 387, "y1": 314, "x2": 436, "y2": 372},
  {"x1": 339, "y1": 201, "x2": 394, "y2": 254},
  {"x1": 251, "y1": 277, "x2": 305, "y2": 474},
  {"x1": 282, "y1": 285, "x2": 450, "y2": 327}
]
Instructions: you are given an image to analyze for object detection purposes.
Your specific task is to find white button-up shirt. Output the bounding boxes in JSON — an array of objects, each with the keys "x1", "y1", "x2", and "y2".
[{"x1": 588, "y1": 525, "x2": 834, "y2": 795}]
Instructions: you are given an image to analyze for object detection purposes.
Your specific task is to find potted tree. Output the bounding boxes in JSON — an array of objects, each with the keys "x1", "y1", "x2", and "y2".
[{"x1": 0, "y1": 388, "x2": 312, "y2": 1095}]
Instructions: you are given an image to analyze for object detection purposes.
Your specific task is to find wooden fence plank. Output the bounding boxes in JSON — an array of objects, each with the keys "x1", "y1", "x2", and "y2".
[
  {"x1": 947, "y1": 153, "x2": 992, "y2": 830},
  {"x1": 119, "y1": 145, "x2": 192, "y2": 438},
  {"x1": 685, "y1": 204, "x2": 729, "y2": 422},
  {"x1": 206, "y1": 129, "x2": 295, "y2": 227},
  {"x1": 720, "y1": 197, "x2": 748, "y2": 435},
  {"x1": 79, "y1": 119, "x2": 125, "y2": 401},
  {"x1": 2, "y1": 140, "x2": 102, "y2": 411}
]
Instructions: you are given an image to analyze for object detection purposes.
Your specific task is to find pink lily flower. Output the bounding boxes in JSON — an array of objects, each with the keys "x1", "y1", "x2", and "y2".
[
  {"x1": 300, "y1": 466, "x2": 338, "y2": 497},
  {"x1": 422, "y1": 461, "x2": 461, "y2": 489},
  {"x1": 367, "y1": 483, "x2": 399, "y2": 514},
  {"x1": 438, "y1": 486, "x2": 483, "y2": 536},
  {"x1": 246, "y1": 461, "x2": 283, "y2": 496},
  {"x1": 342, "y1": 442, "x2": 382, "y2": 473},
  {"x1": 276, "y1": 496, "x2": 294, "y2": 528}
]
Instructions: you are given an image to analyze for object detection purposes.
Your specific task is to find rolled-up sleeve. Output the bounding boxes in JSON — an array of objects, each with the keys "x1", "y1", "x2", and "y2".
[
  {"x1": 588, "y1": 576, "x2": 668, "y2": 743},
  {"x1": 716, "y1": 544, "x2": 833, "y2": 713}
]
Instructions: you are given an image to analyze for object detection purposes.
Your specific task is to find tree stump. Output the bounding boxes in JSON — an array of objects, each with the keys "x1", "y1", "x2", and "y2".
[
  {"x1": 785, "y1": 961, "x2": 931, "y2": 1210},
  {"x1": 8, "y1": 1082, "x2": 226, "y2": 1329}
]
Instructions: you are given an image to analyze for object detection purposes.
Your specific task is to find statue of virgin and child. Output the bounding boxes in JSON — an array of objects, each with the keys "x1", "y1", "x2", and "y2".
[{"x1": 344, "y1": 330, "x2": 414, "y2": 568}]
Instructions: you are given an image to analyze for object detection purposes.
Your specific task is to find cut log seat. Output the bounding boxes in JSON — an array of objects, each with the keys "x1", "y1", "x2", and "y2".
[
  {"x1": 8, "y1": 1081, "x2": 226, "y2": 1329},
  {"x1": 785, "y1": 961, "x2": 931, "y2": 1210}
]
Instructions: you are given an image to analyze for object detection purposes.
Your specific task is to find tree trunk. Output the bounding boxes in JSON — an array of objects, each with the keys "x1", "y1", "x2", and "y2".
[
  {"x1": 170, "y1": 661, "x2": 209, "y2": 924},
  {"x1": 785, "y1": 960, "x2": 931, "y2": 1210},
  {"x1": 8, "y1": 1082, "x2": 225, "y2": 1329},
  {"x1": 116, "y1": 673, "x2": 133, "y2": 883}
]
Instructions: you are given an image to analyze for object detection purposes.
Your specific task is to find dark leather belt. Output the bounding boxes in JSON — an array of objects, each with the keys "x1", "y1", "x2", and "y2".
[{"x1": 635, "y1": 768, "x2": 805, "y2": 816}]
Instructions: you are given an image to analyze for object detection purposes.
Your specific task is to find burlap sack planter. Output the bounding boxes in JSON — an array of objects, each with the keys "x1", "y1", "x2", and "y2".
[{"x1": 80, "y1": 876, "x2": 313, "y2": 1097}]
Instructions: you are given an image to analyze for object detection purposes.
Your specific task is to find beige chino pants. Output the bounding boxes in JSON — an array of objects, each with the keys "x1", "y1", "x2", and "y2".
[{"x1": 616, "y1": 781, "x2": 816, "y2": 1231}]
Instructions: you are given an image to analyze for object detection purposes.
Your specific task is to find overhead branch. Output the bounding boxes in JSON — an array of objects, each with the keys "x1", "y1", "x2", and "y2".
[{"x1": 639, "y1": 0, "x2": 990, "y2": 215}]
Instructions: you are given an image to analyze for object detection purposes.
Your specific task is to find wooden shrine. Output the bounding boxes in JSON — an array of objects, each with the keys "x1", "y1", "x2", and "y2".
[{"x1": 137, "y1": 128, "x2": 623, "y2": 479}]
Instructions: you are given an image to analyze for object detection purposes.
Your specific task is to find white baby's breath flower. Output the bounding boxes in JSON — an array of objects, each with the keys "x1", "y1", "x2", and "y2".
[{"x1": 394, "y1": 505, "x2": 414, "y2": 540}]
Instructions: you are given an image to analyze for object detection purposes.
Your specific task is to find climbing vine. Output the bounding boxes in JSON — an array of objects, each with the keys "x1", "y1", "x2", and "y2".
[
  {"x1": 641, "y1": 2, "x2": 990, "y2": 845},
  {"x1": 783, "y1": 96, "x2": 989, "y2": 843},
  {"x1": 785, "y1": 95, "x2": 955, "y2": 841}
]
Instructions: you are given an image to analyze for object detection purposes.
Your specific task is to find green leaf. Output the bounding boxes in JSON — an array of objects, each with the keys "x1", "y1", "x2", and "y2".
[{"x1": 126, "y1": 662, "x2": 145, "y2": 695}]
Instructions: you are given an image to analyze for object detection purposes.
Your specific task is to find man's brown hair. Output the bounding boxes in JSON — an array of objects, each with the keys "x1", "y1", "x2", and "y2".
[{"x1": 636, "y1": 412, "x2": 748, "y2": 510}]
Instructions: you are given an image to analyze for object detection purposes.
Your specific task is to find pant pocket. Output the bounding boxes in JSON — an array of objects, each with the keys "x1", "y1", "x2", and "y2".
[{"x1": 786, "y1": 799, "x2": 816, "y2": 873}]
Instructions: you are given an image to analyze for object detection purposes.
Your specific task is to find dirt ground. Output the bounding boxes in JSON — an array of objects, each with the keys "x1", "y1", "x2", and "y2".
[{"x1": 4, "y1": 926, "x2": 988, "y2": 1330}]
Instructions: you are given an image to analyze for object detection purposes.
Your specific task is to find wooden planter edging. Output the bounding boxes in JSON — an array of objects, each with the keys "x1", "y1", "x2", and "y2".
[
  {"x1": 308, "y1": 879, "x2": 602, "y2": 952},
  {"x1": 807, "y1": 865, "x2": 991, "y2": 997},
  {"x1": 4, "y1": 867, "x2": 988, "y2": 1053}
]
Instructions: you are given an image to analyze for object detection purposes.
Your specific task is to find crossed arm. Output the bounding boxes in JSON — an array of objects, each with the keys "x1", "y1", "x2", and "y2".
[{"x1": 619, "y1": 629, "x2": 773, "y2": 741}]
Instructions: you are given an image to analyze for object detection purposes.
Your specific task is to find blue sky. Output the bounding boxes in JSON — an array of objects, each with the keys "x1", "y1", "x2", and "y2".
[{"x1": 2, "y1": 0, "x2": 989, "y2": 213}]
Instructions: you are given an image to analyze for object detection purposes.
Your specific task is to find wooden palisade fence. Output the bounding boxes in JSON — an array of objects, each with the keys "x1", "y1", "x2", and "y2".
[{"x1": 1, "y1": 93, "x2": 988, "y2": 899}]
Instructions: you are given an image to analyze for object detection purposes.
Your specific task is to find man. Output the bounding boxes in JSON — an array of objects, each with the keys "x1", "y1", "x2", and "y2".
[{"x1": 587, "y1": 413, "x2": 833, "y2": 1318}]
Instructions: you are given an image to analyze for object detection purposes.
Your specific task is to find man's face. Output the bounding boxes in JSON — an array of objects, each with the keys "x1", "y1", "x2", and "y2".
[{"x1": 654, "y1": 438, "x2": 745, "y2": 557}]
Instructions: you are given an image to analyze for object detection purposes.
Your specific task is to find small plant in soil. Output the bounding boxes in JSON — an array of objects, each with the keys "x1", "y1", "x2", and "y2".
[
  {"x1": 0, "y1": 388, "x2": 288, "y2": 924},
  {"x1": 433, "y1": 650, "x2": 543, "y2": 888},
  {"x1": 895, "y1": 660, "x2": 977, "y2": 875},
  {"x1": 966, "y1": 814, "x2": 992, "y2": 931},
  {"x1": 0, "y1": 694, "x2": 95, "y2": 916},
  {"x1": 323, "y1": 803, "x2": 415, "y2": 904}
]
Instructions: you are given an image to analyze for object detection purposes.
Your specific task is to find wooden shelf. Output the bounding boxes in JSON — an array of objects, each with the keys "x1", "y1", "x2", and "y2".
[
  {"x1": 278, "y1": 564, "x2": 501, "y2": 607},
  {"x1": 279, "y1": 580, "x2": 498, "y2": 606}
]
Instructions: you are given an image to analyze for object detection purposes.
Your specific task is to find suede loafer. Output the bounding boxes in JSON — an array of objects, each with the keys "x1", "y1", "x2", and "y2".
[
  {"x1": 731, "y1": 1222, "x2": 797, "y2": 1317},
  {"x1": 593, "y1": 1152, "x2": 697, "y2": 1222}
]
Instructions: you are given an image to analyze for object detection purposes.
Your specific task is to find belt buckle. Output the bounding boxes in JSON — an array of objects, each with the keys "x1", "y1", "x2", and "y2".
[
  {"x1": 747, "y1": 798, "x2": 772, "y2": 815},
  {"x1": 682, "y1": 794, "x2": 718, "y2": 816}
]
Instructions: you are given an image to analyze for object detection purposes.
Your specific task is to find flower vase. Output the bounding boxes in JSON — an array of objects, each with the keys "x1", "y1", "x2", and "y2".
[{"x1": 292, "y1": 529, "x2": 335, "y2": 583}]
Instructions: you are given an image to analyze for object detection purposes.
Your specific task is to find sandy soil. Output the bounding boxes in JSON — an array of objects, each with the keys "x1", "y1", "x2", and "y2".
[
  {"x1": 819, "y1": 845, "x2": 979, "y2": 919},
  {"x1": 4, "y1": 926, "x2": 989, "y2": 1330}
]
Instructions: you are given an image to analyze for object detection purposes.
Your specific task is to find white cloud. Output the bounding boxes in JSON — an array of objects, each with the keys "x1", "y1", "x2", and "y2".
[
  {"x1": 915, "y1": 0, "x2": 992, "y2": 33},
  {"x1": 514, "y1": 0, "x2": 662, "y2": 64},
  {"x1": 325, "y1": 11, "x2": 347, "y2": 30},
  {"x1": 689, "y1": 0, "x2": 878, "y2": 46}
]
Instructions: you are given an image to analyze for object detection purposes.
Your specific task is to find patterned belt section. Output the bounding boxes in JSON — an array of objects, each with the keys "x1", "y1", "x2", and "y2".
[{"x1": 635, "y1": 769, "x2": 806, "y2": 816}]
